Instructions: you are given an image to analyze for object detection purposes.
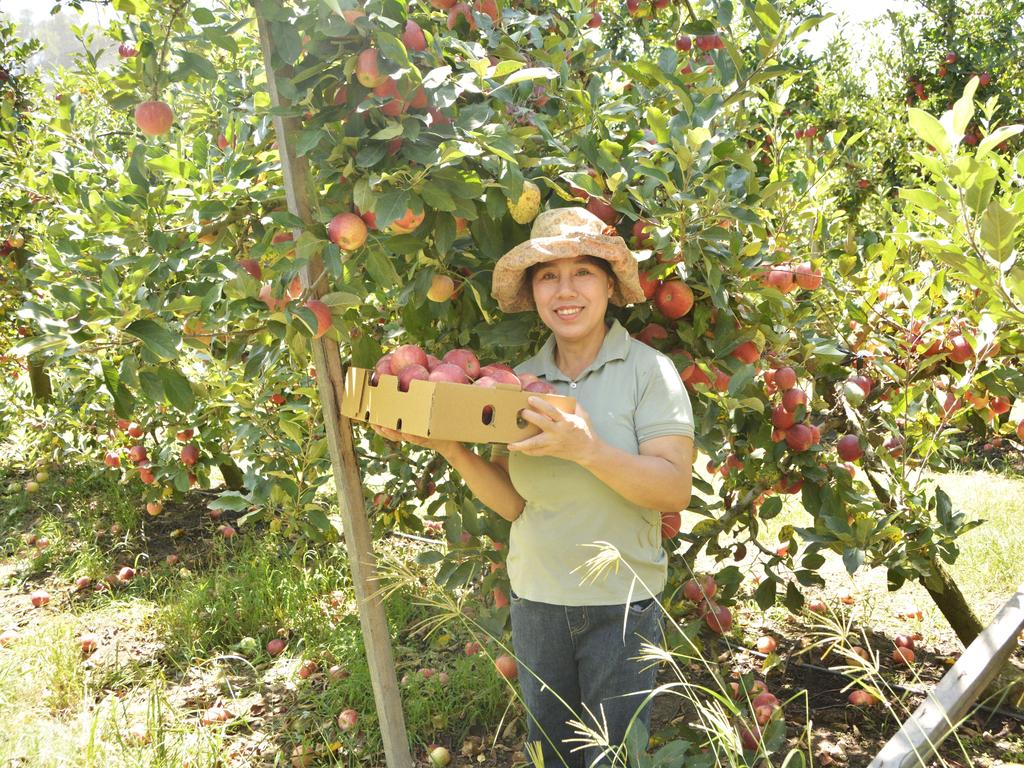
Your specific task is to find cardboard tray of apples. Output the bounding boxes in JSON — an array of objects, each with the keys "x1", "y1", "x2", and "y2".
[{"x1": 341, "y1": 345, "x2": 576, "y2": 444}]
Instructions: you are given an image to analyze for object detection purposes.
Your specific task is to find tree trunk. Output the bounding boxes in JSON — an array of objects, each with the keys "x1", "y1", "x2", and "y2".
[
  {"x1": 218, "y1": 461, "x2": 245, "y2": 490},
  {"x1": 28, "y1": 359, "x2": 51, "y2": 402},
  {"x1": 921, "y1": 556, "x2": 984, "y2": 647}
]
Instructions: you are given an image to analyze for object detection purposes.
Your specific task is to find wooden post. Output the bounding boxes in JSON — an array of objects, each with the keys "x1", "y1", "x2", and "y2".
[
  {"x1": 254, "y1": 9, "x2": 414, "y2": 768},
  {"x1": 869, "y1": 583, "x2": 1024, "y2": 768}
]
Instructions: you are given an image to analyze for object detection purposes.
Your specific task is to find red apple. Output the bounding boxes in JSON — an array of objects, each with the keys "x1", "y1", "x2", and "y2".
[
  {"x1": 355, "y1": 48, "x2": 386, "y2": 88},
  {"x1": 134, "y1": 100, "x2": 174, "y2": 136},
  {"x1": 464, "y1": 641, "x2": 481, "y2": 655},
  {"x1": 771, "y1": 404, "x2": 795, "y2": 430},
  {"x1": 127, "y1": 422, "x2": 144, "y2": 438},
  {"x1": 730, "y1": 341, "x2": 759, "y2": 364},
  {"x1": 837, "y1": 434, "x2": 862, "y2": 461},
  {"x1": 891, "y1": 646, "x2": 915, "y2": 665},
  {"x1": 634, "y1": 323, "x2": 669, "y2": 347},
  {"x1": 327, "y1": 212, "x2": 368, "y2": 251},
  {"x1": 773, "y1": 367, "x2": 797, "y2": 390},
  {"x1": 79, "y1": 632, "x2": 100, "y2": 653},
  {"x1": 118, "y1": 566, "x2": 135, "y2": 582},
  {"x1": 337, "y1": 708, "x2": 358, "y2": 731},
  {"x1": 703, "y1": 603, "x2": 732, "y2": 634},
  {"x1": 584, "y1": 196, "x2": 618, "y2": 224},
  {"x1": 495, "y1": 654, "x2": 517, "y2": 679},
  {"x1": 267, "y1": 638, "x2": 286, "y2": 656},
  {"x1": 660, "y1": 511, "x2": 681, "y2": 538},
  {"x1": 947, "y1": 335, "x2": 974, "y2": 363},
  {"x1": 128, "y1": 445, "x2": 148, "y2": 464},
  {"x1": 30, "y1": 589, "x2": 50, "y2": 607},
  {"x1": 305, "y1": 299, "x2": 332, "y2": 338},
  {"x1": 181, "y1": 444, "x2": 199, "y2": 466},
  {"x1": 782, "y1": 388, "x2": 807, "y2": 413},
  {"x1": 794, "y1": 262, "x2": 821, "y2": 290},
  {"x1": 390, "y1": 345, "x2": 429, "y2": 375},
  {"x1": 638, "y1": 272, "x2": 660, "y2": 300},
  {"x1": 848, "y1": 690, "x2": 877, "y2": 706},
  {"x1": 428, "y1": 363, "x2": 470, "y2": 384},
  {"x1": 524, "y1": 379, "x2": 557, "y2": 394},
  {"x1": 390, "y1": 208, "x2": 425, "y2": 234},
  {"x1": 442, "y1": 348, "x2": 481, "y2": 379},
  {"x1": 447, "y1": 3, "x2": 475, "y2": 30},
  {"x1": 398, "y1": 364, "x2": 430, "y2": 392},
  {"x1": 104, "y1": 451, "x2": 121, "y2": 468},
  {"x1": 756, "y1": 635, "x2": 777, "y2": 654},
  {"x1": 402, "y1": 20, "x2": 427, "y2": 51},
  {"x1": 806, "y1": 598, "x2": 827, "y2": 614},
  {"x1": 654, "y1": 281, "x2": 694, "y2": 319}
]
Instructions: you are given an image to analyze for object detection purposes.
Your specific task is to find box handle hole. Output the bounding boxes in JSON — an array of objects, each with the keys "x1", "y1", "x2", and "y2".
[
  {"x1": 481, "y1": 405, "x2": 495, "y2": 426},
  {"x1": 516, "y1": 409, "x2": 528, "y2": 429}
]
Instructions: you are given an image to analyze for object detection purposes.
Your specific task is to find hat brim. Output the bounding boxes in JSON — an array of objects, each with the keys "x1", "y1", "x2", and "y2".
[{"x1": 490, "y1": 233, "x2": 647, "y2": 313}]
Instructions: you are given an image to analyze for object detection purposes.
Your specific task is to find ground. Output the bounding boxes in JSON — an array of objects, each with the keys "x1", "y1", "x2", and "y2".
[{"x1": 1, "y1": 465, "x2": 1023, "y2": 767}]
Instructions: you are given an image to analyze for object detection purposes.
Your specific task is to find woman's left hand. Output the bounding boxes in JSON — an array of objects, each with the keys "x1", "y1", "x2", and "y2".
[{"x1": 507, "y1": 397, "x2": 600, "y2": 463}]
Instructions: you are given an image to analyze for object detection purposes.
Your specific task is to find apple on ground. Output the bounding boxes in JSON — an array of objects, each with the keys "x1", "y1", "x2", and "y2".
[
  {"x1": 337, "y1": 708, "x2": 358, "y2": 731},
  {"x1": 495, "y1": 654, "x2": 518, "y2": 679}
]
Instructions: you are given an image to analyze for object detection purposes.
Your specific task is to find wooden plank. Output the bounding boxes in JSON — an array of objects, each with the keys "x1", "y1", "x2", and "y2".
[
  {"x1": 254, "y1": 9, "x2": 414, "y2": 768},
  {"x1": 869, "y1": 583, "x2": 1024, "y2": 768}
]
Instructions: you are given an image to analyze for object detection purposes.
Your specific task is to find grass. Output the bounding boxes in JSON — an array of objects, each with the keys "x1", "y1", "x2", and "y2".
[
  {"x1": 0, "y1": 462, "x2": 514, "y2": 767},
  {"x1": 683, "y1": 465, "x2": 1024, "y2": 646},
  {"x1": 2, "y1": 458, "x2": 1023, "y2": 767}
]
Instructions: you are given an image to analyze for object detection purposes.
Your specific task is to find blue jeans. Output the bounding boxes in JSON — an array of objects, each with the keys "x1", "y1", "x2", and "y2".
[{"x1": 509, "y1": 590, "x2": 664, "y2": 768}]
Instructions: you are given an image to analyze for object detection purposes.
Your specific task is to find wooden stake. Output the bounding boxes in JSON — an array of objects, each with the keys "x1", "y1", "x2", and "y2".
[
  {"x1": 869, "y1": 583, "x2": 1024, "y2": 768},
  {"x1": 255, "y1": 8, "x2": 413, "y2": 767}
]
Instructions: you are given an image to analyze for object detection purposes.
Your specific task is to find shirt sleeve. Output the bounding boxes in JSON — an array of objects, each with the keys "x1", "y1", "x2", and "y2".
[
  {"x1": 634, "y1": 353, "x2": 695, "y2": 443},
  {"x1": 490, "y1": 442, "x2": 510, "y2": 459}
]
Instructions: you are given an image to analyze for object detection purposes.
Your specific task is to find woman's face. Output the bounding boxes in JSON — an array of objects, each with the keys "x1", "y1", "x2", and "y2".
[{"x1": 530, "y1": 256, "x2": 614, "y2": 341}]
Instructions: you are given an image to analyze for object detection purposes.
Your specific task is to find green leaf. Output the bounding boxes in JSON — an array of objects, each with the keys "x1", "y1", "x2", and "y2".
[
  {"x1": 951, "y1": 77, "x2": 979, "y2": 137},
  {"x1": 977, "y1": 125, "x2": 1024, "y2": 159},
  {"x1": 179, "y1": 51, "x2": 217, "y2": 81},
  {"x1": 209, "y1": 492, "x2": 250, "y2": 511},
  {"x1": 364, "y1": 250, "x2": 401, "y2": 288},
  {"x1": 161, "y1": 367, "x2": 196, "y2": 411},
  {"x1": 754, "y1": 577, "x2": 776, "y2": 610},
  {"x1": 908, "y1": 108, "x2": 951, "y2": 155},
  {"x1": 371, "y1": 190, "x2": 412, "y2": 230},
  {"x1": 416, "y1": 550, "x2": 446, "y2": 566},
  {"x1": 8, "y1": 335, "x2": 66, "y2": 357},
  {"x1": 124, "y1": 320, "x2": 179, "y2": 360},
  {"x1": 899, "y1": 188, "x2": 942, "y2": 211},
  {"x1": 980, "y1": 200, "x2": 1018, "y2": 260},
  {"x1": 501, "y1": 66, "x2": 557, "y2": 87},
  {"x1": 842, "y1": 547, "x2": 864, "y2": 574}
]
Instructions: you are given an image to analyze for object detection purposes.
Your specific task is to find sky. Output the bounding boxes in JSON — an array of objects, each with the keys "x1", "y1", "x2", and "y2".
[{"x1": 1, "y1": 0, "x2": 919, "y2": 60}]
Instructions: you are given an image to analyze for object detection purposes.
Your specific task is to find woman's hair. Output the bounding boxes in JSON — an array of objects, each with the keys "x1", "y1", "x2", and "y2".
[{"x1": 525, "y1": 255, "x2": 616, "y2": 286}]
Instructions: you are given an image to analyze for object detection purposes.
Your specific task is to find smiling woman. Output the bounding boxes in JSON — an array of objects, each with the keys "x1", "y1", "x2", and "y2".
[
  {"x1": 478, "y1": 206, "x2": 694, "y2": 768},
  {"x1": 372, "y1": 205, "x2": 695, "y2": 768}
]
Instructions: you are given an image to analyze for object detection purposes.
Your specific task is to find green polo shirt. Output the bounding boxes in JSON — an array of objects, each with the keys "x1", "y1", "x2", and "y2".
[{"x1": 490, "y1": 319, "x2": 694, "y2": 606}]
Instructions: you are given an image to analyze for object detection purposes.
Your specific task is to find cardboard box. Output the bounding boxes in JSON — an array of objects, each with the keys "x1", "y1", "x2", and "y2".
[{"x1": 340, "y1": 367, "x2": 576, "y2": 444}]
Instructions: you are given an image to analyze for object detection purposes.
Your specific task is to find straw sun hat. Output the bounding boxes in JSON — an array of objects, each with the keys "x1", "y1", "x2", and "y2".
[{"x1": 490, "y1": 207, "x2": 648, "y2": 313}]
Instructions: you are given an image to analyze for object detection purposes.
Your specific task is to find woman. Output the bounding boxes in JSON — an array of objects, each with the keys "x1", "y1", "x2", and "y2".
[{"x1": 373, "y1": 206, "x2": 694, "y2": 767}]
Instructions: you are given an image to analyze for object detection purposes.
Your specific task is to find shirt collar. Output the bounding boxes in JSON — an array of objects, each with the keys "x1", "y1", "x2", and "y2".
[{"x1": 535, "y1": 319, "x2": 630, "y2": 383}]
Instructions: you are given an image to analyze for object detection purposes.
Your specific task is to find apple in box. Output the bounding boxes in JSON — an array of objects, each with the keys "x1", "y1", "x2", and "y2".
[
  {"x1": 390, "y1": 344, "x2": 428, "y2": 375},
  {"x1": 428, "y1": 363, "x2": 470, "y2": 384},
  {"x1": 442, "y1": 349, "x2": 481, "y2": 379}
]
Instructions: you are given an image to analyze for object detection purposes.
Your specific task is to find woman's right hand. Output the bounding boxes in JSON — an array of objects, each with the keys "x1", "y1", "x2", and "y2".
[{"x1": 370, "y1": 424, "x2": 461, "y2": 458}]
